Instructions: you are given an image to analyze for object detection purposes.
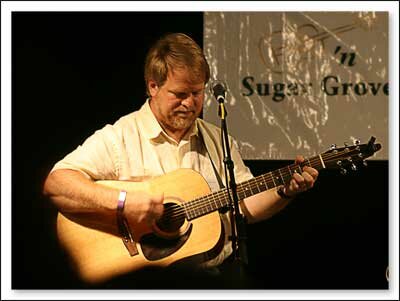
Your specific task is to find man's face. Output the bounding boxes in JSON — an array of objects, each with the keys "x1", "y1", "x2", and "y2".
[{"x1": 149, "y1": 69, "x2": 205, "y2": 136}]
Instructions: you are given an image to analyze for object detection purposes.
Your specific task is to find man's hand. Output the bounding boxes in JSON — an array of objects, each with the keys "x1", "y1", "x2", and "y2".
[
  {"x1": 284, "y1": 155, "x2": 319, "y2": 197},
  {"x1": 124, "y1": 191, "x2": 164, "y2": 227}
]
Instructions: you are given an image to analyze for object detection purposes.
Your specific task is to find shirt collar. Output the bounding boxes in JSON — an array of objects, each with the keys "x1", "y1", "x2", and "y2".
[{"x1": 138, "y1": 99, "x2": 199, "y2": 142}]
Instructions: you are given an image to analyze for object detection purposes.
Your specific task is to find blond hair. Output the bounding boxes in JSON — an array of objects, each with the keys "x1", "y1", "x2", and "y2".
[{"x1": 144, "y1": 33, "x2": 210, "y2": 96}]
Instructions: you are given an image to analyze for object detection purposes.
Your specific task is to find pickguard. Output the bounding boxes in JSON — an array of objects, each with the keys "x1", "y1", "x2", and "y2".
[{"x1": 140, "y1": 224, "x2": 193, "y2": 261}]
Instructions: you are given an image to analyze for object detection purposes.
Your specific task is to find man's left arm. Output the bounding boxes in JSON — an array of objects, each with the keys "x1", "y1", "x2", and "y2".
[{"x1": 240, "y1": 156, "x2": 319, "y2": 224}]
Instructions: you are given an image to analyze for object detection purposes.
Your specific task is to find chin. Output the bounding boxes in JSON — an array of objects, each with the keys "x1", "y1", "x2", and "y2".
[{"x1": 171, "y1": 118, "x2": 194, "y2": 130}]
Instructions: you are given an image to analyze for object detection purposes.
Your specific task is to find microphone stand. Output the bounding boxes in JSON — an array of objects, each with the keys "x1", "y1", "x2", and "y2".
[{"x1": 216, "y1": 98, "x2": 249, "y2": 269}]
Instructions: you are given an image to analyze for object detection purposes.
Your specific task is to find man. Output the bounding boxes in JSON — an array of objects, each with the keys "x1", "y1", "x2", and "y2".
[{"x1": 43, "y1": 33, "x2": 318, "y2": 287}]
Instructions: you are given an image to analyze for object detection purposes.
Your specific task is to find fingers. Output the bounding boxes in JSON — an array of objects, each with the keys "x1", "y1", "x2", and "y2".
[
  {"x1": 152, "y1": 193, "x2": 164, "y2": 220},
  {"x1": 303, "y1": 166, "x2": 319, "y2": 180},
  {"x1": 295, "y1": 155, "x2": 305, "y2": 164},
  {"x1": 125, "y1": 192, "x2": 164, "y2": 226},
  {"x1": 285, "y1": 156, "x2": 319, "y2": 196},
  {"x1": 144, "y1": 194, "x2": 164, "y2": 225}
]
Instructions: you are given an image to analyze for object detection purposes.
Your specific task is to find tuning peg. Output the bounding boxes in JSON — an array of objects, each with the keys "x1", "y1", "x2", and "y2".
[
  {"x1": 354, "y1": 139, "x2": 361, "y2": 145},
  {"x1": 330, "y1": 144, "x2": 337, "y2": 150},
  {"x1": 344, "y1": 142, "x2": 349, "y2": 147},
  {"x1": 363, "y1": 160, "x2": 368, "y2": 167},
  {"x1": 351, "y1": 163, "x2": 357, "y2": 171},
  {"x1": 340, "y1": 168, "x2": 348, "y2": 175}
]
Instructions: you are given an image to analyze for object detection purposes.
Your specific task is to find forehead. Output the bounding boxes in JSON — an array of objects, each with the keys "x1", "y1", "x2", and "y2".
[{"x1": 165, "y1": 69, "x2": 205, "y2": 90}]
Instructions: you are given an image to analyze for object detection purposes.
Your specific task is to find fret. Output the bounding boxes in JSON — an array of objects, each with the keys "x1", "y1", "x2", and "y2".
[
  {"x1": 251, "y1": 183, "x2": 256, "y2": 194},
  {"x1": 278, "y1": 168, "x2": 285, "y2": 185},
  {"x1": 213, "y1": 200, "x2": 218, "y2": 211},
  {"x1": 201, "y1": 200, "x2": 206, "y2": 214},
  {"x1": 270, "y1": 172, "x2": 277, "y2": 187},
  {"x1": 223, "y1": 189, "x2": 230, "y2": 207},
  {"x1": 189, "y1": 202, "x2": 196, "y2": 219},
  {"x1": 214, "y1": 191, "x2": 223, "y2": 209},
  {"x1": 249, "y1": 179, "x2": 256, "y2": 193},
  {"x1": 209, "y1": 197, "x2": 215, "y2": 211},
  {"x1": 208, "y1": 196, "x2": 214, "y2": 212},
  {"x1": 257, "y1": 180, "x2": 264, "y2": 192},
  {"x1": 287, "y1": 165, "x2": 292, "y2": 177},
  {"x1": 183, "y1": 203, "x2": 191, "y2": 220},
  {"x1": 221, "y1": 190, "x2": 227, "y2": 207},
  {"x1": 243, "y1": 183, "x2": 251, "y2": 198},
  {"x1": 189, "y1": 200, "x2": 199, "y2": 219},
  {"x1": 209, "y1": 194, "x2": 215, "y2": 211},
  {"x1": 248, "y1": 182, "x2": 255, "y2": 195},
  {"x1": 212, "y1": 200, "x2": 218, "y2": 211},
  {"x1": 252, "y1": 178, "x2": 260, "y2": 193},
  {"x1": 255, "y1": 180, "x2": 262, "y2": 193},
  {"x1": 206, "y1": 197, "x2": 211, "y2": 212},
  {"x1": 185, "y1": 203, "x2": 192, "y2": 219},
  {"x1": 244, "y1": 186, "x2": 251, "y2": 198},
  {"x1": 216, "y1": 193, "x2": 222, "y2": 208},
  {"x1": 264, "y1": 174, "x2": 273, "y2": 189},
  {"x1": 261, "y1": 174, "x2": 269, "y2": 191},
  {"x1": 246, "y1": 181, "x2": 253, "y2": 195},
  {"x1": 272, "y1": 170, "x2": 283, "y2": 187},
  {"x1": 238, "y1": 187, "x2": 244, "y2": 200}
]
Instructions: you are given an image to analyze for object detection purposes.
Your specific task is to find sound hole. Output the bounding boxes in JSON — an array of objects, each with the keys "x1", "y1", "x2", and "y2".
[{"x1": 155, "y1": 203, "x2": 185, "y2": 233}]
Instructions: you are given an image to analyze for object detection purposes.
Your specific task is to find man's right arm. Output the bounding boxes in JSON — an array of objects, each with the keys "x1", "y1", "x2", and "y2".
[{"x1": 43, "y1": 169, "x2": 164, "y2": 233}]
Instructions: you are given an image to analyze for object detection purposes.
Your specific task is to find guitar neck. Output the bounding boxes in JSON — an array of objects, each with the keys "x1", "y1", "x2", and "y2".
[
  {"x1": 236, "y1": 154, "x2": 326, "y2": 199},
  {"x1": 182, "y1": 154, "x2": 326, "y2": 221}
]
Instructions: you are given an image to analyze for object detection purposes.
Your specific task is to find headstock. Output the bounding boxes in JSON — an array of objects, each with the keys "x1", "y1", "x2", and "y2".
[{"x1": 321, "y1": 136, "x2": 382, "y2": 174}]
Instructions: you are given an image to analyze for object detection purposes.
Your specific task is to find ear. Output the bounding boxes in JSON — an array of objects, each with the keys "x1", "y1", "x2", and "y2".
[{"x1": 148, "y1": 80, "x2": 159, "y2": 97}]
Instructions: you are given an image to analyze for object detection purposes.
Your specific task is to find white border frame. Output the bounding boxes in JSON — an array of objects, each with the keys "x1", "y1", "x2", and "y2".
[{"x1": 2, "y1": 1, "x2": 398, "y2": 300}]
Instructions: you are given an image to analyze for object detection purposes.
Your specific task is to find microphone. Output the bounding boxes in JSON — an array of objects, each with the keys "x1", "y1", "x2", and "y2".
[{"x1": 211, "y1": 81, "x2": 226, "y2": 103}]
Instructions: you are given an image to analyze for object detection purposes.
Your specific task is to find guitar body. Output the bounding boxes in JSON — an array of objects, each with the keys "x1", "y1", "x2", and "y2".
[{"x1": 57, "y1": 169, "x2": 223, "y2": 284}]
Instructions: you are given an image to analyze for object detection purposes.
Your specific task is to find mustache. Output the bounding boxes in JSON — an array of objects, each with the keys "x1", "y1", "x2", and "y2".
[{"x1": 173, "y1": 107, "x2": 195, "y2": 113}]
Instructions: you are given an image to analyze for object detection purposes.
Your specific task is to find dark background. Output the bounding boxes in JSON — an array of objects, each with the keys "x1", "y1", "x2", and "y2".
[{"x1": 12, "y1": 12, "x2": 389, "y2": 289}]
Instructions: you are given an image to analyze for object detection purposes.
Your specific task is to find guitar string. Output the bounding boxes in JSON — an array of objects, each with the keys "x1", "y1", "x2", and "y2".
[
  {"x1": 159, "y1": 162, "x2": 310, "y2": 222},
  {"x1": 157, "y1": 151, "x2": 359, "y2": 223},
  {"x1": 160, "y1": 173, "x2": 284, "y2": 222},
  {"x1": 177, "y1": 156, "x2": 324, "y2": 213},
  {"x1": 163, "y1": 155, "x2": 331, "y2": 222},
  {"x1": 159, "y1": 154, "x2": 335, "y2": 222},
  {"x1": 159, "y1": 190, "x2": 228, "y2": 220}
]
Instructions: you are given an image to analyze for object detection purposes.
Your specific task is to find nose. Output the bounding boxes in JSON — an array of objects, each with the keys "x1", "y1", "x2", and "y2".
[{"x1": 181, "y1": 93, "x2": 195, "y2": 108}]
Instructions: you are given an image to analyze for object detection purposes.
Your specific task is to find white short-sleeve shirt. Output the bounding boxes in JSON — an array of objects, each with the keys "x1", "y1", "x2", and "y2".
[{"x1": 52, "y1": 99, "x2": 254, "y2": 267}]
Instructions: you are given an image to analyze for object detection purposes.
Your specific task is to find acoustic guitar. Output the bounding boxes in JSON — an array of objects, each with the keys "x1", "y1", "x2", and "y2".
[{"x1": 57, "y1": 137, "x2": 381, "y2": 284}]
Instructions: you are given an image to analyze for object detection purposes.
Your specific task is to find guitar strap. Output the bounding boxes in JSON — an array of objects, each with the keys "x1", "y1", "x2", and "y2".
[{"x1": 197, "y1": 124, "x2": 225, "y2": 190}]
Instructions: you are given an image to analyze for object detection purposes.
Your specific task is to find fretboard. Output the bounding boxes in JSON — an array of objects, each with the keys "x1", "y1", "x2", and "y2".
[{"x1": 182, "y1": 154, "x2": 326, "y2": 221}]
